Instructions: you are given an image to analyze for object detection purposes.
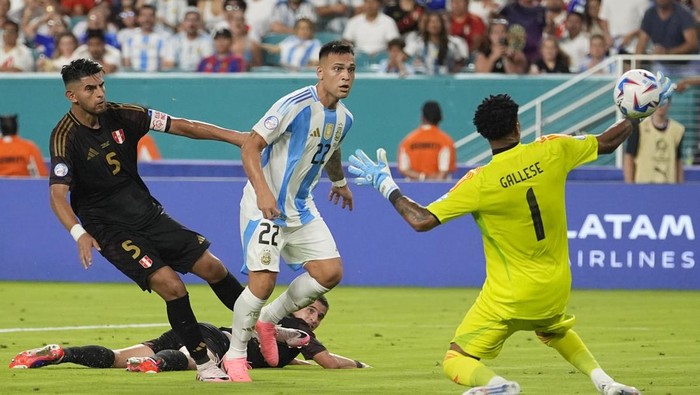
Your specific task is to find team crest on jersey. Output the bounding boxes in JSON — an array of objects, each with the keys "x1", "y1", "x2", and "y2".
[
  {"x1": 323, "y1": 123, "x2": 334, "y2": 140},
  {"x1": 264, "y1": 116, "x2": 279, "y2": 130},
  {"x1": 112, "y1": 129, "x2": 125, "y2": 144},
  {"x1": 138, "y1": 255, "x2": 153, "y2": 268},
  {"x1": 53, "y1": 163, "x2": 68, "y2": 177},
  {"x1": 260, "y1": 249, "x2": 272, "y2": 265},
  {"x1": 334, "y1": 124, "x2": 343, "y2": 142}
]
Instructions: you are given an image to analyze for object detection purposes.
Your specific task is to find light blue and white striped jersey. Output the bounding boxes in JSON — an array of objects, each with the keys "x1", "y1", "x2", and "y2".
[{"x1": 241, "y1": 85, "x2": 354, "y2": 227}]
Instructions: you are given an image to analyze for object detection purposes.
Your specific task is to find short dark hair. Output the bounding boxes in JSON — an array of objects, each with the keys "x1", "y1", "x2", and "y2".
[
  {"x1": 319, "y1": 40, "x2": 354, "y2": 60},
  {"x1": 422, "y1": 101, "x2": 442, "y2": 125},
  {"x1": 316, "y1": 294, "x2": 329, "y2": 310},
  {"x1": 138, "y1": 4, "x2": 156, "y2": 16},
  {"x1": 473, "y1": 94, "x2": 519, "y2": 140},
  {"x1": 61, "y1": 58, "x2": 103, "y2": 86},
  {"x1": 387, "y1": 37, "x2": 405, "y2": 51},
  {"x1": 0, "y1": 114, "x2": 18, "y2": 136},
  {"x1": 3, "y1": 19, "x2": 19, "y2": 32},
  {"x1": 213, "y1": 27, "x2": 233, "y2": 39},
  {"x1": 85, "y1": 28, "x2": 106, "y2": 42}
]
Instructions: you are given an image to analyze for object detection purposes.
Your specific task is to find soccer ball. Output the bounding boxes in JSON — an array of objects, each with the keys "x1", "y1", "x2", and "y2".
[{"x1": 613, "y1": 69, "x2": 661, "y2": 119}]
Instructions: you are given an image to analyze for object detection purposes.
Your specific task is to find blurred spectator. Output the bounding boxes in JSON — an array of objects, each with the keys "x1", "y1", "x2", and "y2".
[
  {"x1": 261, "y1": 17, "x2": 321, "y2": 70},
  {"x1": 60, "y1": 0, "x2": 94, "y2": 16},
  {"x1": 468, "y1": 0, "x2": 505, "y2": 25},
  {"x1": 198, "y1": 0, "x2": 225, "y2": 31},
  {"x1": 405, "y1": 11, "x2": 467, "y2": 74},
  {"x1": 636, "y1": 0, "x2": 698, "y2": 56},
  {"x1": 312, "y1": 0, "x2": 359, "y2": 34},
  {"x1": 115, "y1": 6, "x2": 138, "y2": 48},
  {"x1": 676, "y1": 75, "x2": 700, "y2": 92},
  {"x1": 73, "y1": 4, "x2": 120, "y2": 48},
  {"x1": 245, "y1": 0, "x2": 276, "y2": 40},
  {"x1": 137, "y1": 134, "x2": 162, "y2": 161},
  {"x1": 23, "y1": 0, "x2": 69, "y2": 40},
  {"x1": 121, "y1": 5, "x2": 171, "y2": 71},
  {"x1": 21, "y1": 0, "x2": 47, "y2": 34},
  {"x1": 583, "y1": 0, "x2": 606, "y2": 38},
  {"x1": 269, "y1": 0, "x2": 317, "y2": 34},
  {"x1": 474, "y1": 18, "x2": 527, "y2": 74},
  {"x1": 624, "y1": 100, "x2": 685, "y2": 184},
  {"x1": 499, "y1": 0, "x2": 547, "y2": 64},
  {"x1": 0, "y1": 19, "x2": 34, "y2": 71},
  {"x1": 74, "y1": 28, "x2": 121, "y2": 73},
  {"x1": 544, "y1": 0, "x2": 567, "y2": 39},
  {"x1": 0, "y1": 0, "x2": 12, "y2": 26},
  {"x1": 579, "y1": 33, "x2": 614, "y2": 73},
  {"x1": 197, "y1": 27, "x2": 246, "y2": 71},
  {"x1": 162, "y1": 7, "x2": 213, "y2": 71},
  {"x1": 448, "y1": 0, "x2": 485, "y2": 54},
  {"x1": 227, "y1": 12, "x2": 262, "y2": 68},
  {"x1": 384, "y1": 0, "x2": 424, "y2": 36},
  {"x1": 376, "y1": 36, "x2": 414, "y2": 76},
  {"x1": 397, "y1": 101, "x2": 456, "y2": 181},
  {"x1": 419, "y1": 0, "x2": 445, "y2": 12},
  {"x1": 558, "y1": 11, "x2": 589, "y2": 73},
  {"x1": 37, "y1": 31, "x2": 78, "y2": 71},
  {"x1": 25, "y1": 0, "x2": 71, "y2": 57},
  {"x1": 155, "y1": 0, "x2": 189, "y2": 33},
  {"x1": 0, "y1": 114, "x2": 48, "y2": 177},
  {"x1": 343, "y1": 0, "x2": 399, "y2": 56},
  {"x1": 599, "y1": 0, "x2": 649, "y2": 54},
  {"x1": 529, "y1": 36, "x2": 569, "y2": 74}
]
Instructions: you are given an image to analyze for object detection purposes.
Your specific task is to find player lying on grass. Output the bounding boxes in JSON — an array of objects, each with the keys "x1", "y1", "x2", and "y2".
[{"x1": 9, "y1": 297, "x2": 370, "y2": 372}]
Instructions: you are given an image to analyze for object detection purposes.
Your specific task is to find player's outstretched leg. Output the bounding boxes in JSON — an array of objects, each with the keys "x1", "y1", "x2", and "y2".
[
  {"x1": 9, "y1": 344, "x2": 64, "y2": 369},
  {"x1": 600, "y1": 382, "x2": 642, "y2": 395},
  {"x1": 443, "y1": 350, "x2": 520, "y2": 394}
]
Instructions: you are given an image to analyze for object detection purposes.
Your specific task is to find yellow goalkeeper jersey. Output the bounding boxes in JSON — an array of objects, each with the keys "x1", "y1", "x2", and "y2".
[{"x1": 427, "y1": 134, "x2": 598, "y2": 319}]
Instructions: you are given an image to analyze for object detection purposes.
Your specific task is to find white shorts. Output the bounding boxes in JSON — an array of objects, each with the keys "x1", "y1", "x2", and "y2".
[{"x1": 239, "y1": 216, "x2": 339, "y2": 274}]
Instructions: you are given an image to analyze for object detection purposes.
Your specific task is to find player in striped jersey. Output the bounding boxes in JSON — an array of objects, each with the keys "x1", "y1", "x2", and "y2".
[
  {"x1": 223, "y1": 41, "x2": 356, "y2": 382},
  {"x1": 347, "y1": 87, "x2": 677, "y2": 395},
  {"x1": 48, "y1": 58, "x2": 247, "y2": 382}
]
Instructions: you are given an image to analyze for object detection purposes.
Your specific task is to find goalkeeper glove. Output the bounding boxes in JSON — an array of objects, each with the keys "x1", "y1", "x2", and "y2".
[
  {"x1": 348, "y1": 148, "x2": 399, "y2": 200},
  {"x1": 656, "y1": 71, "x2": 676, "y2": 106}
]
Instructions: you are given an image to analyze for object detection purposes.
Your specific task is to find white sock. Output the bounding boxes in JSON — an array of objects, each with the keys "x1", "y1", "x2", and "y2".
[
  {"x1": 591, "y1": 368, "x2": 615, "y2": 391},
  {"x1": 260, "y1": 272, "x2": 329, "y2": 324},
  {"x1": 487, "y1": 376, "x2": 509, "y2": 386},
  {"x1": 226, "y1": 287, "x2": 266, "y2": 359}
]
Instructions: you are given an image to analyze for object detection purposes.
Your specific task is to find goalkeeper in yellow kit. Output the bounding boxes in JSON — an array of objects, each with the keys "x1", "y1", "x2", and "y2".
[{"x1": 347, "y1": 89, "x2": 674, "y2": 395}]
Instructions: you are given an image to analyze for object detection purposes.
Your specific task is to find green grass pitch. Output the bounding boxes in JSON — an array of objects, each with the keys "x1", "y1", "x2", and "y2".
[{"x1": 1, "y1": 282, "x2": 699, "y2": 394}]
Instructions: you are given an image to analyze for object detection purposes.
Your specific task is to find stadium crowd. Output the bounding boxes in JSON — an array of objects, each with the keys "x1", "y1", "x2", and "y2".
[{"x1": 0, "y1": 0, "x2": 698, "y2": 74}]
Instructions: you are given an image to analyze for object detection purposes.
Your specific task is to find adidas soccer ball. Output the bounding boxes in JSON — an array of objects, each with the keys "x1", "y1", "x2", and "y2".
[{"x1": 613, "y1": 69, "x2": 661, "y2": 119}]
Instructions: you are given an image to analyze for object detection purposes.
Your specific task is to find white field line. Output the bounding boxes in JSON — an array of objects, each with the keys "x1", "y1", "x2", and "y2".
[{"x1": 0, "y1": 323, "x2": 169, "y2": 334}]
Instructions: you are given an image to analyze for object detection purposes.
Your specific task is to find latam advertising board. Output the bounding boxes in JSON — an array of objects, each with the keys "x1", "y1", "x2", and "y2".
[{"x1": 566, "y1": 184, "x2": 697, "y2": 289}]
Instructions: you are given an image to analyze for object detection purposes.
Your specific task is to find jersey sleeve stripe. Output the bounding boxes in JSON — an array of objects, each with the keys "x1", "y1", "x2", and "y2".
[
  {"x1": 52, "y1": 115, "x2": 72, "y2": 157},
  {"x1": 107, "y1": 102, "x2": 146, "y2": 113},
  {"x1": 279, "y1": 92, "x2": 313, "y2": 116}
]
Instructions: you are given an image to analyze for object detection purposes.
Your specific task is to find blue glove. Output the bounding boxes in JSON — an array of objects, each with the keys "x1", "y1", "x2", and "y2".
[
  {"x1": 348, "y1": 148, "x2": 399, "y2": 199},
  {"x1": 656, "y1": 71, "x2": 676, "y2": 106}
]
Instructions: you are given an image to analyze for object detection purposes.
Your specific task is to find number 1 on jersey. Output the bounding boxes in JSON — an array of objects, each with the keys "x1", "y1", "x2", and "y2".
[{"x1": 526, "y1": 187, "x2": 545, "y2": 241}]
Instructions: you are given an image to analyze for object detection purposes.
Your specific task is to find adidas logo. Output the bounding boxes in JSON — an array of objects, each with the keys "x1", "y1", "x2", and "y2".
[
  {"x1": 87, "y1": 148, "x2": 99, "y2": 160},
  {"x1": 309, "y1": 128, "x2": 320, "y2": 137},
  {"x1": 197, "y1": 235, "x2": 205, "y2": 244}
]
